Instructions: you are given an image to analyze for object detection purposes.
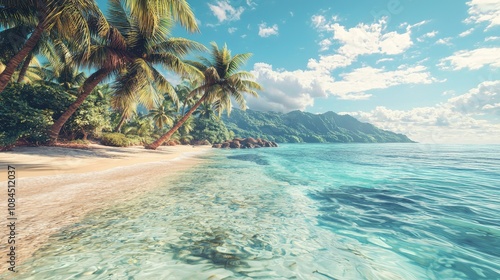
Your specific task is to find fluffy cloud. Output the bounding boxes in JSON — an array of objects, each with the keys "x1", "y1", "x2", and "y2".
[
  {"x1": 321, "y1": 19, "x2": 413, "y2": 59},
  {"x1": 448, "y1": 80, "x2": 500, "y2": 115},
  {"x1": 228, "y1": 27, "x2": 237, "y2": 34},
  {"x1": 465, "y1": 0, "x2": 500, "y2": 29},
  {"x1": 344, "y1": 81, "x2": 500, "y2": 144},
  {"x1": 248, "y1": 63, "x2": 325, "y2": 112},
  {"x1": 258, "y1": 23, "x2": 279, "y2": 37},
  {"x1": 318, "y1": 39, "x2": 332, "y2": 51},
  {"x1": 329, "y1": 65, "x2": 438, "y2": 98},
  {"x1": 208, "y1": 1, "x2": 244, "y2": 23},
  {"x1": 439, "y1": 47, "x2": 500, "y2": 70},
  {"x1": 248, "y1": 62, "x2": 437, "y2": 112},
  {"x1": 309, "y1": 17, "x2": 414, "y2": 72}
]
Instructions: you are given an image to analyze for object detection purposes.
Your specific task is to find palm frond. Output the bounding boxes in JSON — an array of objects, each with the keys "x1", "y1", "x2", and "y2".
[
  {"x1": 152, "y1": 37, "x2": 206, "y2": 56},
  {"x1": 227, "y1": 53, "x2": 252, "y2": 75}
]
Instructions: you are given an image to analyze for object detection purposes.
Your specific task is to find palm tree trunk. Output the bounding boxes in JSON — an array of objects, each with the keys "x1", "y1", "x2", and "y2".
[
  {"x1": 0, "y1": 19, "x2": 45, "y2": 93},
  {"x1": 115, "y1": 114, "x2": 127, "y2": 132},
  {"x1": 17, "y1": 52, "x2": 34, "y2": 83},
  {"x1": 146, "y1": 94, "x2": 207, "y2": 150},
  {"x1": 49, "y1": 68, "x2": 111, "y2": 143}
]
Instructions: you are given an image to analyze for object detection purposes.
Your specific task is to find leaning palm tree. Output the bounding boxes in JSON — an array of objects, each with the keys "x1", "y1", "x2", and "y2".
[
  {"x1": 146, "y1": 42, "x2": 262, "y2": 149},
  {"x1": 0, "y1": 0, "x2": 107, "y2": 93},
  {"x1": 48, "y1": 0, "x2": 202, "y2": 143}
]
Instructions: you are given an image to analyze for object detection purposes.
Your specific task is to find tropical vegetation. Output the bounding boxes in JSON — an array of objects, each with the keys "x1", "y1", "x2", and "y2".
[{"x1": 0, "y1": 0, "x2": 262, "y2": 150}]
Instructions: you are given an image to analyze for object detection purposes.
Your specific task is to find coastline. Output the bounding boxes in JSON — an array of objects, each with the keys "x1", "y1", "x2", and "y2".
[{"x1": 0, "y1": 144, "x2": 212, "y2": 270}]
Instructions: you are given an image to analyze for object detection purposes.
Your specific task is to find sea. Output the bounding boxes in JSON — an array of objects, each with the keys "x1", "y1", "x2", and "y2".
[{"x1": 14, "y1": 144, "x2": 500, "y2": 279}]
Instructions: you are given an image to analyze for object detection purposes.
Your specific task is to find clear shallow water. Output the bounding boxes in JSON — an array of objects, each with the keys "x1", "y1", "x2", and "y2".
[{"x1": 15, "y1": 144, "x2": 500, "y2": 279}]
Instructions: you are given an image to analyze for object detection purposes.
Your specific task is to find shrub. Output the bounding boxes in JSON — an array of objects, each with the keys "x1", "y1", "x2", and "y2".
[
  {"x1": 100, "y1": 133, "x2": 130, "y2": 147},
  {"x1": 0, "y1": 85, "x2": 55, "y2": 147},
  {"x1": 191, "y1": 118, "x2": 232, "y2": 143}
]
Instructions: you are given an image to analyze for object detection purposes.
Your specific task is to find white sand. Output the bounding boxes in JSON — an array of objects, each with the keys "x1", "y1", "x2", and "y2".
[{"x1": 0, "y1": 144, "x2": 212, "y2": 269}]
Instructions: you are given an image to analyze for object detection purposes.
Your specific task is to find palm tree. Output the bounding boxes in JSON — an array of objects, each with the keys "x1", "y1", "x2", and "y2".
[
  {"x1": 48, "y1": 0, "x2": 203, "y2": 143},
  {"x1": 123, "y1": 114, "x2": 155, "y2": 138},
  {"x1": 0, "y1": 0, "x2": 107, "y2": 93},
  {"x1": 194, "y1": 101, "x2": 217, "y2": 120},
  {"x1": 147, "y1": 99, "x2": 177, "y2": 130},
  {"x1": 146, "y1": 42, "x2": 262, "y2": 149},
  {"x1": 175, "y1": 79, "x2": 199, "y2": 115}
]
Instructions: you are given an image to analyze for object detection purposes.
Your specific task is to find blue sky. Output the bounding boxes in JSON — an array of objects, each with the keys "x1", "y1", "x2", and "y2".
[{"x1": 97, "y1": 0, "x2": 500, "y2": 144}]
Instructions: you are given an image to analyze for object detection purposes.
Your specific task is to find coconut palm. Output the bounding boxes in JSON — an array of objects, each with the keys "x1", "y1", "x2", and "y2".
[
  {"x1": 147, "y1": 99, "x2": 178, "y2": 130},
  {"x1": 48, "y1": 0, "x2": 203, "y2": 143},
  {"x1": 175, "y1": 79, "x2": 199, "y2": 115},
  {"x1": 146, "y1": 42, "x2": 262, "y2": 149},
  {"x1": 123, "y1": 114, "x2": 154, "y2": 138},
  {"x1": 0, "y1": 0, "x2": 107, "y2": 93},
  {"x1": 194, "y1": 101, "x2": 217, "y2": 120}
]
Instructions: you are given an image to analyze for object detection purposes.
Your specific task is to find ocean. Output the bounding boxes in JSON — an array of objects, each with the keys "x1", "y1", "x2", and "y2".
[{"x1": 16, "y1": 144, "x2": 500, "y2": 279}]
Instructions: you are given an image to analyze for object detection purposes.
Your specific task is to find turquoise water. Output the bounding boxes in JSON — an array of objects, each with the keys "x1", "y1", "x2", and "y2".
[{"x1": 16, "y1": 144, "x2": 500, "y2": 279}]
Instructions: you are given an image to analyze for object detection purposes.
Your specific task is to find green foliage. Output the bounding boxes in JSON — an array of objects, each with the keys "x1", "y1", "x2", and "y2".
[
  {"x1": 100, "y1": 133, "x2": 131, "y2": 147},
  {"x1": 0, "y1": 83, "x2": 112, "y2": 147},
  {"x1": 191, "y1": 117, "x2": 232, "y2": 144},
  {"x1": 123, "y1": 114, "x2": 155, "y2": 138},
  {"x1": 63, "y1": 93, "x2": 111, "y2": 140},
  {"x1": 0, "y1": 84, "x2": 60, "y2": 146},
  {"x1": 222, "y1": 109, "x2": 415, "y2": 143}
]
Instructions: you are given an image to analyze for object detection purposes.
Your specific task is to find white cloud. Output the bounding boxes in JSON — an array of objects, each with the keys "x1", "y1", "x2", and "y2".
[
  {"x1": 485, "y1": 36, "x2": 500, "y2": 41},
  {"x1": 404, "y1": 20, "x2": 431, "y2": 30},
  {"x1": 465, "y1": 0, "x2": 500, "y2": 29},
  {"x1": 442, "y1": 90, "x2": 456, "y2": 96},
  {"x1": 246, "y1": 0, "x2": 257, "y2": 9},
  {"x1": 417, "y1": 31, "x2": 439, "y2": 42},
  {"x1": 439, "y1": 47, "x2": 500, "y2": 70},
  {"x1": 376, "y1": 58, "x2": 394, "y2": 64},
  {"x1": 344, "y1": 81, "x2": 500, "y2": 144},
  {"x1": 323, "y1": 19, "x2": 413, "y2": 58},
  {"x1": 228, "y1": 27, "x2": 237, "y2": 34},
  {"x1": 459, "y1": 28, "x2": 475, "y2": 37},
  {"x1": 307, "y1": 54, "x2": 355, "y2": 72},
  {"x1": 311, "y1": 15, "x2": 326, "y2": 28},
  {"x1": 318, "y1": 39, "x2": 332, "y2": 51},
  {"x1": 249, "y1": 62, "x2": 438, "y2": 111},
  {"x1": 448, "y1": 80, "x2": 500, "y2": 115},
  {"x1": 208, "y1": 1, "x2": 244, "y2": 23},
  {"x1": 258, "y1": 23, "x2": 279, "y2": 37},
  {"x1": 436, "y1": 37, "x2": 453, "y2": 46},
  {"x1": 248, "y1": 63, "x2": 325, "y2": 112},
  {"x1": 329, "y1": 65, "x2": 438, "y2": 98}
]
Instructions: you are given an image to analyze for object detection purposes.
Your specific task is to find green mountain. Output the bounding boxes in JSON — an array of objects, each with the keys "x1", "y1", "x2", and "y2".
[{"x1": 221, "y1": 109, "x2": 414, "y2": 143}]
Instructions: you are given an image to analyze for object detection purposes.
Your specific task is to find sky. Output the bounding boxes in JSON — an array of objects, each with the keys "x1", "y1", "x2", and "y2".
[{"x1": 97, "y1": 0, "x2": 500, "y2": 144}]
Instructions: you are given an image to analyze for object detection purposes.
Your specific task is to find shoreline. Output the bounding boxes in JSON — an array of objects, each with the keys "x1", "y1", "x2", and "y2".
[{"x1": 0, "y1": 144, "x2": 212, "y2": 270}]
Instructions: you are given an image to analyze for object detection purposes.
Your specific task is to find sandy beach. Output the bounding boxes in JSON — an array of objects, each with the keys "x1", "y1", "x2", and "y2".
[{"x1": 0, "y1": 144, "x2": 212, "y2": 271}]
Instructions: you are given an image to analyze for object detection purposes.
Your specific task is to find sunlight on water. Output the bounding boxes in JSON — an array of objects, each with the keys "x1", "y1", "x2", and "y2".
[{"x1": 13, "y1": 144, "x2": 500, "y2": 279}]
